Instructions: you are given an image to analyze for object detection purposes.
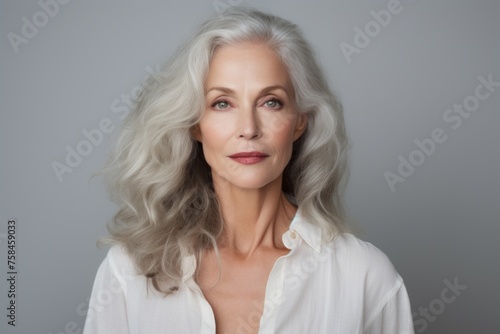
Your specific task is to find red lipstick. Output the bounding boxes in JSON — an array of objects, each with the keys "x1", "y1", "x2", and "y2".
[{"x1": 228, "y1": 151, "x2": 269, "y2": 164}]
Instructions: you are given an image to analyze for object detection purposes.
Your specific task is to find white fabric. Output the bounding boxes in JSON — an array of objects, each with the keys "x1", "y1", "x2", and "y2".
[{"x1": 83, "y1": 211, "x2": 415, "y2": 333}]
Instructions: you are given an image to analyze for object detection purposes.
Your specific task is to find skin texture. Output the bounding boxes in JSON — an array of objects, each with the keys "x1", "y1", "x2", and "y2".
[{"x1": 192, "y1": 42, "x2": 307, "y2": 333}]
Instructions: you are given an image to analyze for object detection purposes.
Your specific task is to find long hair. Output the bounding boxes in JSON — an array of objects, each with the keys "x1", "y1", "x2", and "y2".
[{"x1": 100, "y1": 6, "x2": 350, "y2": 294}]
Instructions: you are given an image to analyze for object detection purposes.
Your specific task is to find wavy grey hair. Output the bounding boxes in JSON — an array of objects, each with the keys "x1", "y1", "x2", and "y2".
[{"x1": 101, "y1": 6, "x2": 350, "y2": 294}]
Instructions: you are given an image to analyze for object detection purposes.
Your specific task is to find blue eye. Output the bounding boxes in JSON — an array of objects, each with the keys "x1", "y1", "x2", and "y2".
[
  {"x1": 265, "y1": 99, "x2": 283, "y2": 109},
  {"x1": 212, "y1": 100, "x2": 230, "y2": 110}
]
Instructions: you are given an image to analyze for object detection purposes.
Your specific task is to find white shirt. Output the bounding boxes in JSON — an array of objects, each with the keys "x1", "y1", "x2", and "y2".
[{"x1": 83, "y1": 211, "x2": 415, "y2": 333}]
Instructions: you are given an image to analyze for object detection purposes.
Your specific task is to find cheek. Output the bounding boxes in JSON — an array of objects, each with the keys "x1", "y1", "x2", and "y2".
[
  {"x1": 198, "y1": 113, "x2": 236, "y2": 142},
  {"x1": 198, "y1": 122, "x2": 231, "y2": 165},
  {"x1": 266, "y1": 113, "x2": 298, "y2": 145},
  {"x1": 199, "y1": 118, "x2": 223, "y2": 148},
  {"x1": 266, "y1": 122, "x2": 296, "y2": 166},
  {"x1": 267, "y1": 112, "x2": 292, "y2": 135}
]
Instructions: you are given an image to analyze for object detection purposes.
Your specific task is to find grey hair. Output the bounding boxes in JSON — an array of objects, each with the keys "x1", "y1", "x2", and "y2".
[{"x1": 100, "y1": 6, "x2": 350, "y2": 294}]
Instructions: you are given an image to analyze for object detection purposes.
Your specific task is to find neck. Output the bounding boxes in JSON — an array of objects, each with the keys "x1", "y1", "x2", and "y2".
[{"x1": 212, "y1": 175, "x2": 297, "y2": 257}]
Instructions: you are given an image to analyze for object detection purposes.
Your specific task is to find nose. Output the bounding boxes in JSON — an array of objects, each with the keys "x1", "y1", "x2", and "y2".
[{"x1": 237, "y1": 104, "x2": 261, "y2": 140}]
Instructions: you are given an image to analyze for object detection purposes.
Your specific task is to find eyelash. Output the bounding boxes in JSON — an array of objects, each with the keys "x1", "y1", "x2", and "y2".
[
  {"x1": 264, "y1": 98, "x2": 283, "y2": 109},
  {"x1": 211, "y1": 99, "x2": 230, "y2": 110},
  {"x1": 211, "y1": 98, "x2": 283, "y2": 110}
]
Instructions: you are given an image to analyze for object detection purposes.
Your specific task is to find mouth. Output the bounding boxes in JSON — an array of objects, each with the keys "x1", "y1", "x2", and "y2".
[{"x1": 228, "y1": 151, "x2": 269, "y2": 164}]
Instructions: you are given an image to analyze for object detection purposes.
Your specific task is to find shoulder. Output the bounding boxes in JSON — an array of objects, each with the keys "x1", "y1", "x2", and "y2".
[
  {"x1": 329, "y1": 234, "x2": 415, "y2": 331},
  {"x1": 325, "y1": 232, "x2": 403, "y2": 292},
  {"x1": 104, "y1": 244, "x2": 140, "y2": 279},
  {"x1": 317, "y1": 233, "x2": 413, "y2": 332},
  {"x1": 325, "y1": 233, "x2": 395, "y2": 271},
  {"x1": 328, "y1": 233, "x2": 398, "y2": 270},
  {"x1": 293, "y1": 214, "x2": 401, "y2": 286}
]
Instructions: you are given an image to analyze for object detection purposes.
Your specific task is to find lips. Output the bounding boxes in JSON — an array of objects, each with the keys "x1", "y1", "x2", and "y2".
[{"x1": 228, "y1": 151, "x2": 269, "y2": 164}]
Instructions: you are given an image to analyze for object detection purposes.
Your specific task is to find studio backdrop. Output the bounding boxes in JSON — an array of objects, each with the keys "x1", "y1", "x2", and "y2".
[{"x1": 1, "y1": 1, "x2": 499, "y2": 333}]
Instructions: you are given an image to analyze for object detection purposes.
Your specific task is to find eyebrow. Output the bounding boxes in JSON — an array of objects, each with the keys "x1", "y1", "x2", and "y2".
[{"x1": 205, "y1": 85, "x2": 290, "y2": 96}]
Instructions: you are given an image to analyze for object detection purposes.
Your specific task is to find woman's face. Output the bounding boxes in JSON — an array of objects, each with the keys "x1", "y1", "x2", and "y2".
[{"x1": 193, "y1": 42, "x2": 307, "y2": 191}]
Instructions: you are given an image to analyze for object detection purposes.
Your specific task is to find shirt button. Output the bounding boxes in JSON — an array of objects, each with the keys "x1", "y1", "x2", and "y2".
[{"x1": 290, "y1": 231, "x2": 297, "y2": 239}]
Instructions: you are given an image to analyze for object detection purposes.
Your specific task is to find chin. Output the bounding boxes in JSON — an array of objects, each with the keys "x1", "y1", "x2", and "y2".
[{"x1": 214, "y1": 171, "x2": 282, "y2": 190}]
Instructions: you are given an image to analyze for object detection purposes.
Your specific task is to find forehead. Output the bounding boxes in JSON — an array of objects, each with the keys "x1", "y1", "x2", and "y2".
[{"x1": 205, "y1": 42, "x2": 292, "y2": 89}]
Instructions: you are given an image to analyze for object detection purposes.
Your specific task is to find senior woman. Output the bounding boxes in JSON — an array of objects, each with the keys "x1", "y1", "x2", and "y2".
[{"x1": 83, "y1": 7, "x2": 414, "y2": 334}]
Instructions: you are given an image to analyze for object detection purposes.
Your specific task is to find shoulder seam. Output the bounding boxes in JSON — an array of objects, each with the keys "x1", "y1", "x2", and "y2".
[{"x1": 362, "y1": 275, "x2": 404, "y2": 332}]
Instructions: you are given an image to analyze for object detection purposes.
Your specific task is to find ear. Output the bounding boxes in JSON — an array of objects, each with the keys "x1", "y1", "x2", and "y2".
[
  {"x1": 190, "y1": 124, "x2": 202, "y2": 142},
  {"x1": 293, "y1": 113, "x2": 307, "y2": 141}
]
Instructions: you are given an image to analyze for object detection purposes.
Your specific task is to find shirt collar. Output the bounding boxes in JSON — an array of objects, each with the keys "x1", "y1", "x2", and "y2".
[
  {"x1": 288, "y1": 208, "x2": 323, "y2": 253},
  {"x1": 182, "y1": 208, "x2": 324, "y2": 283}
]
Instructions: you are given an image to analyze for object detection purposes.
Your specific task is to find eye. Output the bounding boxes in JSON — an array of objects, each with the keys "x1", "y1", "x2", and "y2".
[
  {"x1": 211, "y1": 99, "x2": 230, "y2": 110},
  {"x1": 264, "y1": 98, "x2": 283, "y2": 109}
]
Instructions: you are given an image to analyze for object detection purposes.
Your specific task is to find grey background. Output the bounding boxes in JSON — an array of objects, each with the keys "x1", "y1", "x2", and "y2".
[{"x1": 1, "y1": 0, "x2": 498, "y2": 333}]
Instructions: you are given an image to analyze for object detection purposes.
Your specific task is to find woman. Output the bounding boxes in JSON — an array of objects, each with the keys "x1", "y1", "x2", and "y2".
[{"x1": 84, "y1": 7, "x2": 414, "y2": 334}]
